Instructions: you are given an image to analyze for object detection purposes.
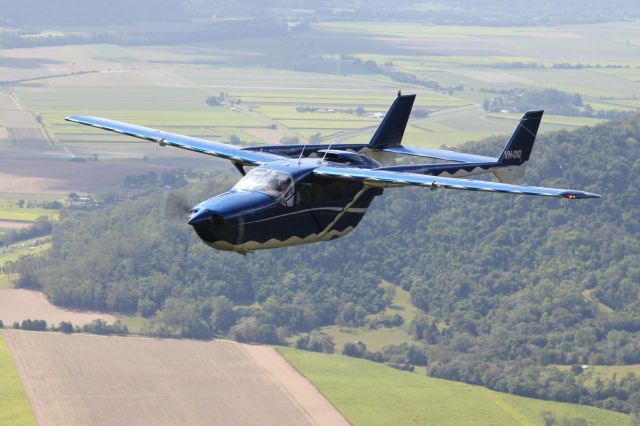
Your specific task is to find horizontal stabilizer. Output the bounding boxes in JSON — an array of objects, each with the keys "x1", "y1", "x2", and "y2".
[{"x1": 381, "y1": 146, "x2": 497, "y2": 163}]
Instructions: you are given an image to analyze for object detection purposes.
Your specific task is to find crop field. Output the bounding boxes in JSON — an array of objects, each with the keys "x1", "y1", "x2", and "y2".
[
  {"x1": 0, "y1": 287, "x2": 117, "y2": 327},
  {"x1": 0, "y1": 206, "x2": 56, "y2": 221},
  {"x1": 0, "y1": 334, "x2": 36, "y2": 426},
  {"x1": 279, "y1": 347, "x2": 629, "y2": 426},
  {"x1": 2, "y1": 21, "x2": 640, "y2": 148},
  {"x1": 5, "y1": 21, "x2": 635, "y2": 160},
  {"x1": 2, "y1": 331, "x2": 347, "y2": 426}
]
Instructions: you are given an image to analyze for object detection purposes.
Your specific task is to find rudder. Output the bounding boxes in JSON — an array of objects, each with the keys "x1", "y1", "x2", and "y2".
[
  {"x1": 368, "y1": 94, "x2": 416, "y2": 148},
  {"x1": 494, "y1": 110, "x2": 543, "y2": 183}
]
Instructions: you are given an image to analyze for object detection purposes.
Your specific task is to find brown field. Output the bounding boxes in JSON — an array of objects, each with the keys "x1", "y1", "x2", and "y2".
[
  {"x1": 2, "y1": 330, "x2": 348, "y2": 426},
  {"x1": 0, "y1": 93, "x2": 50, "y2": 147},
  {"x1": 246, "y1": 127, "x2": 287, "y2": 144},
  {"x1": 0, "y1": 289, "x2": 116, "y2": 326},
  {"x1": 0, "y1": 158, "x2": 194, "y2": 194},
  {"x1": 3, "y1": 110, "x2": 50, "y2": 147},
  {"x1": 0, "y1": 220, "x2": 31, "y2": 229}
]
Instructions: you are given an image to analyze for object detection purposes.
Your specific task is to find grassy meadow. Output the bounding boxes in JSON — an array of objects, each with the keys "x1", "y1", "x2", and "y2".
[
  {"x1": 556, "y1": 364, "x2": 640, "y2": 388},
  {"x1": 279, "y1": 347, "x2": 630, "y2": 426},
  {"x1": 319, "y1": 282, "x2": 422, "y2": 353}
]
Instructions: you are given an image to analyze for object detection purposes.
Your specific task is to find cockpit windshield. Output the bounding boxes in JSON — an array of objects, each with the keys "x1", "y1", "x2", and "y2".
[{"x1": 232, "y1": 168, "x2": 294, "y2": 202}]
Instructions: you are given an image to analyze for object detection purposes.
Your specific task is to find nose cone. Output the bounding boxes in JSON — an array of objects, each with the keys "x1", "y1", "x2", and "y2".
[
  {"x1": 188, "y1": 190, "x2": 277, "y2": 245},
  {"x1": 187, "y1": 209, "x2": 213, "y2": 226}
]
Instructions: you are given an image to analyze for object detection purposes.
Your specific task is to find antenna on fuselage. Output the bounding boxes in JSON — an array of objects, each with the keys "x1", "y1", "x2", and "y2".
[
  {"x1": 298, "y1": 143, "x2": 306, "y2": 166},
  {"x1": 322, "y1": 142, "x2": 333, "y2": 164}
]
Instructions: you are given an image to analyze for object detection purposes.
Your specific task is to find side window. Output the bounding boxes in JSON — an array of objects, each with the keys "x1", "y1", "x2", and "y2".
[
  {"x1": 297, "y1": 183, "x2": 313, "y2": 206},
  {"x1": 299, "y1": 181, "x2": 364, "y2": 205},
  {"x1": 323, "y1": 182, "x2": 344, "y2": 202}
]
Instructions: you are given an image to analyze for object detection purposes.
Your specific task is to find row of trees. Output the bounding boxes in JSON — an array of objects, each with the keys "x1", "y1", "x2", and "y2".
[
  {"x1": 482, "y1": 88, "x2": 633, "y2": 120},
  {"x1": 0, "y1": 216, "x2": 51, "y2": 247},
  {"x1": 9, "y1": 319, "x2": 129, "y2": 335}
]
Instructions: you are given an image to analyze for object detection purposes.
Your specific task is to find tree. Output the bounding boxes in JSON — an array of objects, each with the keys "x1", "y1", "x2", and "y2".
[
  {"x1": 304, "y1": 330, "x2": 335, "y2": 353},
  {"x1": 206, "y1": 96, "x2": 222, "y2": 106},
  {"x1": 279, "y1": 136, "x2": 300, "y2": 144},
  {"x1": 309, "y1": 133, "x2": 322, "y2": 143},
  {"x1": 210, "y1": 296, "x2": 236, "y2": 334},
  {"x1": 343, "y1": 342, "x2": 367, "y2": 358},
  {"x1": 58, "y1": 321, "x2": 74, "y2": 333}
]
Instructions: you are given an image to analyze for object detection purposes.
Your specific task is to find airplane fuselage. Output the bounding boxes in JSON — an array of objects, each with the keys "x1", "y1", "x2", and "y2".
[{"x1": 188, "y1": 159, "x2": 383, "y2": 253}]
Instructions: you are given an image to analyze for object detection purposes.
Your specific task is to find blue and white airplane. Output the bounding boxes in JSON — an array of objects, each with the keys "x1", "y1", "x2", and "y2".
[{"x1": 67, "y1": 93, "x2": 600, "y2": 254}]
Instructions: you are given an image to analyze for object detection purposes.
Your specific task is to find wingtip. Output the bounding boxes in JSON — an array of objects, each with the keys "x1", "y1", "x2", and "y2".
[{"x1": 564, "y1": 191, "x2": 602, "y2": 200}]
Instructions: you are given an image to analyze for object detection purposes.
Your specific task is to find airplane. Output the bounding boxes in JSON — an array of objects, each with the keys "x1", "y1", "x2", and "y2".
[{"x1": 66, "y1": 93, "x2": 600, "y2": 254}]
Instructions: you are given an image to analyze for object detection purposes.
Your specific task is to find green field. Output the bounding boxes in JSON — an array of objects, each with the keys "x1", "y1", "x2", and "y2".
[
  {"x1": 557, "y1": 364, "x2": 640, "y2": 388},
  {"x1": 2, "y1": 20, "x2": 640, "y2": 153},
  {"x1": 115, "y1": 314, "x2": 149, "y2": 334},
  {"x1": 301, "y1": 282, "x2": 442, "y2": 354},
  {"x1": 279, "y1": 347, "x2": 629, "y2": 426},
  {"x1": 0, "y1": 209, "x2": 56, "y2": 222},
  {"x1": 0, "y1": 334, "x2": 37, "y2": 426},
  {"x1": 0, "y1": 275, "x2": 12, "y2": 290},
  {"x1": 0, "y1": 243, "x2": 51, "y2": 267},
  {"x1": 320, "y1": 283, "x2": 418, "y2": 352}
]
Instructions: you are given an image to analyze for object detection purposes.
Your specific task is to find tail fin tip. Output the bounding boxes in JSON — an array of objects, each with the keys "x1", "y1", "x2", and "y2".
[{"x1": 494, "y1": 110, "x2": 543, "y2": 183}]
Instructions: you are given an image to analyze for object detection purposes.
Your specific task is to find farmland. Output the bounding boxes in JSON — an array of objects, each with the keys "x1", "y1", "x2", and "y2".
[
  {"x1": 1, "y1": 330, "x2": 346, "y2": 426},
  {"x1": 279, "y1": 347, "x2": 630, "y2": 426},
  {"x1": 1, "y1": 21, "x2": 639, "y2": 199},
  {"x1": 0, "y1": 334, "x2": 36, "y2": 426},
  {"x1": 0, "y1": 288, "x2": 115, "y2": 327}
]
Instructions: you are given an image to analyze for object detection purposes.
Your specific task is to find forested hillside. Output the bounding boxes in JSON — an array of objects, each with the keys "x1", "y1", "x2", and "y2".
[{"x1": 10, "y1": 115, "x2": 640, "y2": 414}]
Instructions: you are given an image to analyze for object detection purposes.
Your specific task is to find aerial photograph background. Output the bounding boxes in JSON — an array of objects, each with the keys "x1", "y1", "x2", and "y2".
[{"x1": 0, "y1": 1, "x2": 639, "y2": 425}]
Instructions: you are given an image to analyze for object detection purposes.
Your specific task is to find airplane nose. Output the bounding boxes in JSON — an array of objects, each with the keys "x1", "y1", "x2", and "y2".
[
  {"x1": 187, "y1": 209, "x2": 212, "y2": 226},
  {"x1": 187, "y1": 209, "x2": 225, "y2": 227}
]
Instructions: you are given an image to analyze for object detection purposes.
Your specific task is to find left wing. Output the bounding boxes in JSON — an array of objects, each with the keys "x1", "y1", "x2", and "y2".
[
  {"x1": 66, "y1": 116, "x2": 283, "y2": 166},
  {"x1": 313, "y1": 166, "x2": 601, "y2": 199}
]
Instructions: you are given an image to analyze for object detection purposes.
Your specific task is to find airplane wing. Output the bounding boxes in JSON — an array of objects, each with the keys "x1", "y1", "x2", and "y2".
[
  {"x1": 313, "y1": 166, "x2": 601, "y2": 199},
  {"x1": 65, "y1": 115, "x2": 283, "y2": 166},
  {"x1": 380, "y1": 146, "x2": 497, "y2": 163}
]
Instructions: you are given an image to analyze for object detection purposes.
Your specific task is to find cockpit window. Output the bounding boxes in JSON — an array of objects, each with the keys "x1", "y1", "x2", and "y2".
[{"x1": 232, "y1": 168, "x2": 294, "y2": 202}]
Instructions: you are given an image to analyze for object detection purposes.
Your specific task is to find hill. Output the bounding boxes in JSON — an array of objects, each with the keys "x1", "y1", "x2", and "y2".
[
  {"x1": 11, "y1": 114, "x2": 640, "y2": 414},
  {"x1": 279, "y1": 347, "x2": 629, "y2": 425}
]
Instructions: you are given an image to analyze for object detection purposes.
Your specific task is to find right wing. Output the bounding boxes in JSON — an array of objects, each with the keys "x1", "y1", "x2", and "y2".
[
  {"x1": 313, "y1": 166, "x2": 601, "y2": 199},
  {"x1": 66, "y1": 115, "x2": 283, "y2": 166}
]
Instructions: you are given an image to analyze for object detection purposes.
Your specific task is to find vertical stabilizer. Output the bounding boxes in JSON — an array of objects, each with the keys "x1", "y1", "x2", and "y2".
[
  {"x1": 494, "y1": 110, "x2": 543, "y2": 183},
  {"x1": 368, "y1": 94, "x2": 416, "y2": 148}
]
